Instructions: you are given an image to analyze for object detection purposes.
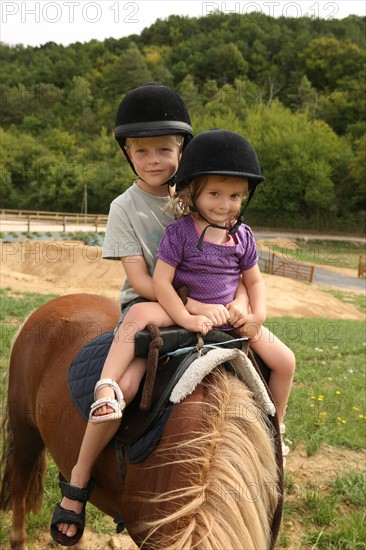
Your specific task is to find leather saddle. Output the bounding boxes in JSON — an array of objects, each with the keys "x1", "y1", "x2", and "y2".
[
  {"x1": 117, "y1": 327, "x2": 250, "y2": 446},
  {"x1": 68, "y1": 326, "x2": 270, "y2": 460}
]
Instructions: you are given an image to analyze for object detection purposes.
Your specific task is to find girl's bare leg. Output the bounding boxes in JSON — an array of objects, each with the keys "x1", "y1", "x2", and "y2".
[{"x1": 250, "y1": 326, "x2": 295, "y2": 423}]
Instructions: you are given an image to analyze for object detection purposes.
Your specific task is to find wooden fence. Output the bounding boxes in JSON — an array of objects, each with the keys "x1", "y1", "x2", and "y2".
[
  {"x1": 0, "y1": 209, "x2": 108, "y2": 232},
  {"x1": 259, "y1": 252, "x2": 314, "y2": 283}
]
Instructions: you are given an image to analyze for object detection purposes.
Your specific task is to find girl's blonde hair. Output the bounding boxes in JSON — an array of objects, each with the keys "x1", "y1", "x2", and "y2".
[{"x1": 170, "y1": 176, "x2": 207, "y2": 217}]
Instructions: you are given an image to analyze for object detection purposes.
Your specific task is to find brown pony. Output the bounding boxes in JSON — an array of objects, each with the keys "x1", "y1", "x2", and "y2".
[{"x1": 0, "y1": 293, "x2": 281, "y2": 549}]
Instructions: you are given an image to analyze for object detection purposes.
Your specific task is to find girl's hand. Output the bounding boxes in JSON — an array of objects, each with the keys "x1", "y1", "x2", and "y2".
[
  {"x1": 186, "y1": 300, "x2": 230, "y2": 327},
  {"x1": 234, "y1": 313, "x2": 264, "y2": 339},
  {"x1": 182, "y1": 315, "x2": 214, "y2": 335}
]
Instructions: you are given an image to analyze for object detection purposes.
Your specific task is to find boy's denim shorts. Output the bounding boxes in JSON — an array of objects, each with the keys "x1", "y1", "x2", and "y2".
[{"x1": 114, "y1": 297, "x2": 152, "y2": 332}]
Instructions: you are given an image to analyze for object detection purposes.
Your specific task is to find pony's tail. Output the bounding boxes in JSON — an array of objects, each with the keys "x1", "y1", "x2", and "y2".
[
  {"x1": 138, "y1": 369, "x2": 279, "y2": 549},
  {"x1": 0, "y1": 401, "x2": 47, "y2": 514},
  {"x1": 0, "y1": 405, "x2": 15, "y2": 510}
]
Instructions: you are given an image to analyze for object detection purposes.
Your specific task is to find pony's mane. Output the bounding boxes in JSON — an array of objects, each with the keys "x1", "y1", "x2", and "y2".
[{"x1": 131, "y1": 368, "x2": 279, "y2": 549}]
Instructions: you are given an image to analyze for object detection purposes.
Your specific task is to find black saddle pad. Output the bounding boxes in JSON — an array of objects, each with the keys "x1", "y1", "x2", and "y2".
[
  {"x1": 68, "y1": 330, "x2": 171, "y2": 463},
  {"x1": 68, "y1": 330, "x2": 114, "y2": 422},
  {"x1": 68, "y1": 328, "x2": 246, "y2": 462}
]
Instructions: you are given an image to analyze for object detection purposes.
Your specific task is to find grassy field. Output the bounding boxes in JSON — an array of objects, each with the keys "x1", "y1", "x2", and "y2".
[{"x1": 0, "y1": 288, "x2": 365, "y2": 548}]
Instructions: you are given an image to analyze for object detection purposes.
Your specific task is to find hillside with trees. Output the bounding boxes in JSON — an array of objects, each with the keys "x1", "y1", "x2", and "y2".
[{"x1": 1, "y1": 13, "x2": 365, "y2": 231}]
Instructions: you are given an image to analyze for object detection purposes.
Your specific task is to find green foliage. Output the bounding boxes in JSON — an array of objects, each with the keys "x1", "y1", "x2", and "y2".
[
  {"x1": 1, "y1": 13, "x2": 365, "y2": 231},
  {"x1": 332, "y1": 470, "x2": 366, "y2": 507},
  {"x1": 243, "y1": 103, "x2": 351, "y2": 228}
]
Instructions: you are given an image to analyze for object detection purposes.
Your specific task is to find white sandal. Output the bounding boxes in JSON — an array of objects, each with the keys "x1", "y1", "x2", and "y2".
[
  {"x1": 89, "y1": 379, "x2": 126, "y2": 423},
  {"x1": 280, "y1": 423, "x2": 290, "y2": 467}
]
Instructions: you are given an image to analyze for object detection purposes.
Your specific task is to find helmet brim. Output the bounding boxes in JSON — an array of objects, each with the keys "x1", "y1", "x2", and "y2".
[{"x1": 115, "y1": 120, "x2": 193, "y2": 140}]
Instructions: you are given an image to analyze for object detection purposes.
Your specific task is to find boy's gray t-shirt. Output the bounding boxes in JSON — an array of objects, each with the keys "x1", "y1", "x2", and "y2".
[{"x1": 102, "y1": 182, "x2": 174, "y2": 306}]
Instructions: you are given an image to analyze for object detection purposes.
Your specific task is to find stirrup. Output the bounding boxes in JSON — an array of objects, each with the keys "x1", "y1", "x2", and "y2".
[{"x1": 89, "y1": 378, "x2": 126, "y2": 423}]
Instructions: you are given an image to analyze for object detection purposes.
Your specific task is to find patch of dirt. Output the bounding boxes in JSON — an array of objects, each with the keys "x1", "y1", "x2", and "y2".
[
  {"x1": 1, "y1": 241, "x2": 364, "y2": 320},
  {"x1": 287, "y1": 444, "x2": 366, "y2": 486},
  {"x1": 34, "y1": 530, "x2": 138, "y2": 549}
]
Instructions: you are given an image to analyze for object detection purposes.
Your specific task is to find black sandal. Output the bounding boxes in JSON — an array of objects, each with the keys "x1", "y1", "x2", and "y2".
[{"x1": 50, "y1": 478, "x2": 94, "y2": 546}]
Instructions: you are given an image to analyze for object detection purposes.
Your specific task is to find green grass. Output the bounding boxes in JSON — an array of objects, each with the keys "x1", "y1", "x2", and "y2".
[
  {"x1": 279, "y1": 470, "x2": 366, "y2": 549},
  {"x1": 0, "y1": 290, "x2": 365, "y2": 548},
  {"x1": 323, "y1": 288, "x2": 366, "y2": 314},
  {"x1": 265, "y1": 239, "x2": 364, "y2": 271},
  {"x1": 0, "y1": 289, "x2": 59, "y2": 365},
  {"x1": 265, "y1": 316, "x2": 366, "y2": 453}
]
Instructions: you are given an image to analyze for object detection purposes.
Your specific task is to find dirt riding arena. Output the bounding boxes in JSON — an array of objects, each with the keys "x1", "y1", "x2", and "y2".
[
  {"x1": 0, "y1": 240, "x2": 364, "y2": 320},
  {"x1": 1, "y1": 240, "x2": 365, "y2": 548}
]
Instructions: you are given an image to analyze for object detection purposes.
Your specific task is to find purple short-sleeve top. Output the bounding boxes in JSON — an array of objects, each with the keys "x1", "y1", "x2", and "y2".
[{"x1": 157, "y1": 215, "x2": 258, "y2": 307}]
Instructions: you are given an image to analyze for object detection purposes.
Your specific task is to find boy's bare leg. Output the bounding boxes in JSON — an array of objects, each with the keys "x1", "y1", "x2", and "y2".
[
  {"x1": 93, "y1": 302, "x2": 174, "y2": 416},
  {"x1": 57, "y1": 358, "x2": 146, "y2": 538},
  {"x1": 57, "y1": 301, "x2": 174, "y2": 539}
]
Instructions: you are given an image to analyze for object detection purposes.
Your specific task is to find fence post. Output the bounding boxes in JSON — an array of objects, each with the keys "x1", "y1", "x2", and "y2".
[{"x1": 358, "y1": 256, "x2": 365, "y2": 278}]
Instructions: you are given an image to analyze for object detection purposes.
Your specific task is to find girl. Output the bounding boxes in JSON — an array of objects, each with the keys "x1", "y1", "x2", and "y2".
[{"x1": 154, "y1": 129, "x2": 295, "y2": 438}]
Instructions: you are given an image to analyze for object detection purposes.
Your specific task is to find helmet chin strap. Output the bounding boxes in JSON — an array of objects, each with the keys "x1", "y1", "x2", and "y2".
[
  {"x1": 194, "y1": 186, "x2": 257, "y2": 251},
  {"x1": 228, "y1": 186, "x2": 256, "y2": 234}
]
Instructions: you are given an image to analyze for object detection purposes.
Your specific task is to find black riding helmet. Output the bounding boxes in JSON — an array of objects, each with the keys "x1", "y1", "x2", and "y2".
[
  {"x1": 175, "y1": 129, "x2": 265, "y2": 248},
  {"x1": 176, "y1": 129, "x2": 264, "y2": 192},
  {"x1": 115, "y1": 83, "x2": 193, "y2": 184}
]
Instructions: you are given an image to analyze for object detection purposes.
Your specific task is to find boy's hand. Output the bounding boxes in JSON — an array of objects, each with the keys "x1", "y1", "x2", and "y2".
[{"x1": 182, "y1": 315, "x2": 214, "y2": 335}]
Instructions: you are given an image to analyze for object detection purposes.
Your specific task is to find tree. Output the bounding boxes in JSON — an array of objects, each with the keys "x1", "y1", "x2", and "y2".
[
  {"x1": 349, "y1": 134, "x2": 366, "y2": 210},
  {"x1": 191, "y1": 43, "x2": 248, "y2": 84},
  {"x1": 242, "y1": 102, "x2": 351, "y2": 229},
  {"x1": 301, "y1": 37, "x2": 364, "y2": 91},
  {"x1": 105, "y1": 42, "x2": 152, "y2": 96}
]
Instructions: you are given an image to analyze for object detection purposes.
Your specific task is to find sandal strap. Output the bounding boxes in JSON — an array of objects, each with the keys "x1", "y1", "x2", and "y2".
[
  {"x1": 94, "y1": 378, "x2": 126, "y2": 410},
  {"x1": 51, "y1": 503, "x2": 86, "y2": 528},
  {"x1": 90, "y1": 397, "x2": 122, "y2": 416},
  {"x1": 50, "y1": 503, "x2": 86, "y2": 546},
  {"x1": 282, "y1": 443, "x2": 290, "y2": 457},
  {"x1": 59, "y1": 478, "x2": 94, "y2": 502}
]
